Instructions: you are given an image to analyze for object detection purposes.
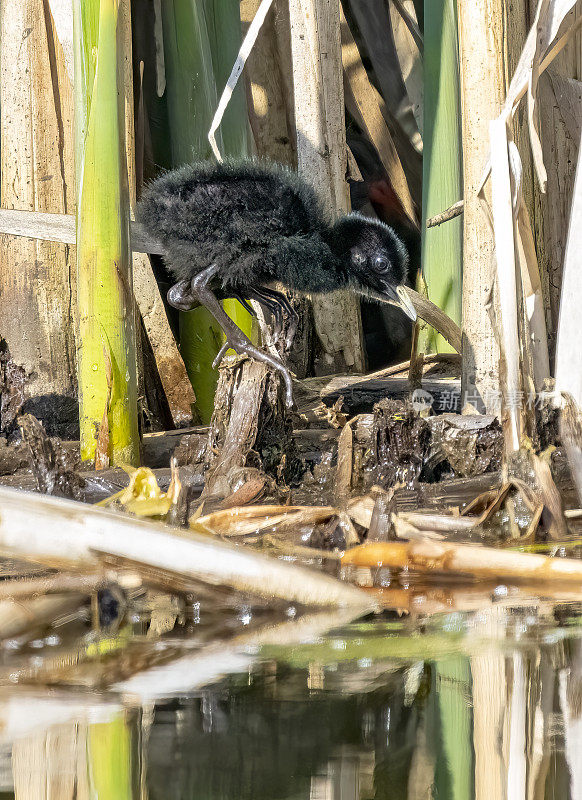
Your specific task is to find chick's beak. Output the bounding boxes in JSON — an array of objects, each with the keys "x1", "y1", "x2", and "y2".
[{"x1": 382, "y1": 283, "x2": 417, "y2": 321}]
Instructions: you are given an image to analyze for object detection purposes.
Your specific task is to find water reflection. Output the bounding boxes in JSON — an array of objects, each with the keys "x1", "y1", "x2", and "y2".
[{"x1": 1, "y1": 604, "x2": 582, "y2": 799}]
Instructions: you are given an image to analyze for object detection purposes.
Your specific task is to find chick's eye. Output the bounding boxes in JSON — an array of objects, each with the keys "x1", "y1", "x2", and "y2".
[
  {"x1": 351, "y1": 250, "x2": 366, "y2": 267},
  {"x1": 374, "y1": 255, "x2": 390, "y2": 273}
]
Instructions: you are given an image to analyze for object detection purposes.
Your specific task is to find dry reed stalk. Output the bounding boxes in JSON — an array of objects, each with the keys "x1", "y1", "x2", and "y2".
[
  {"x1": 0, "y1": 487, "x2": 373, "y2": 610},
  {"x1": 343, "y1": 538, "x2": 582, "y2": 584}
]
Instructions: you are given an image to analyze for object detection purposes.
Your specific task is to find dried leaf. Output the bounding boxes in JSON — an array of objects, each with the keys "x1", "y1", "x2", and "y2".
[
  {"x1": 192, "y1": 504, "x2": 336, "y2": 538},
  {"x1": 221, "y1": 476, "x2": 267, "y2": 508},
  {"x1": 99, "y1": 465, "x2": 179, "y2": 519},
  {"x1": 346, "y1": 495, "x2": 376, "y2": 529}
]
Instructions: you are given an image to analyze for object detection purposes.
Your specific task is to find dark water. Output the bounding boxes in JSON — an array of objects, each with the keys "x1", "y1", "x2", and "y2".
[{"x1": 1, "y1": 602, "x2": 582, "y2": 799}]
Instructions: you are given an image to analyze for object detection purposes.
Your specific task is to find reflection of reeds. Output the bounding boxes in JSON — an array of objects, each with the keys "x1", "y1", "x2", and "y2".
[
  {"x1": 73, "y1": 0, "x2": 140, "y2": 465},
  {"x1": 87, "y1": 713, "x2": 134, "y2": 798}
]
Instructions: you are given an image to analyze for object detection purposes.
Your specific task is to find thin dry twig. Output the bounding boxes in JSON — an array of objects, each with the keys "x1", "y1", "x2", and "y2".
[{"x1": 426, "y1": 200, "x2": 464, "y2": 228}]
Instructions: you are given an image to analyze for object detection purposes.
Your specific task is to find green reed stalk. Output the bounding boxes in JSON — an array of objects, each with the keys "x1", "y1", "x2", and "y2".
[
  {"x1": 73, "y1": 0, "x2": 140, "y2": 464},
  {"x1": 420, "y1": 0, "x2": 462, "y2": 353},
  {"x1": 161, "y1": 0, "x2": 254, "y2": 423}
]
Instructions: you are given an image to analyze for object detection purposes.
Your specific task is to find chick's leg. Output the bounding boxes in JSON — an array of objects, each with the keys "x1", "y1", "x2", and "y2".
[
  {"x1": 188, "y1": 264, "x2": 294, "y2": 407},
  {"x1": 167, "y1": 278, "x2": 199, "y2": 311}
]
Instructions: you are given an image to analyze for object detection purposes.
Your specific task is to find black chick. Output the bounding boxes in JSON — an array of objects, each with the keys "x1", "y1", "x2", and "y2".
[{"x1": 137, "y1": 159, "x2": 416, "y2": 406}]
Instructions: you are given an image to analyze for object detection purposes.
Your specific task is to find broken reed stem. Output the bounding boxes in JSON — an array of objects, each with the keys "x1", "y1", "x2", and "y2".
[
  {"x1": 405, "y1": 288, "x2": 462, "y2": 353},
  {"x1": 489, "y1": 118, "x2": 523, "y2": 452},
  {"x1": 343, "y1": 539, "x2": 582, "y2": 585}
]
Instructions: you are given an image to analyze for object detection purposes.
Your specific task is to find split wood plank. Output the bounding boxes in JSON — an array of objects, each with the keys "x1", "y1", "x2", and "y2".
[{"x1": 0, "y1": 209, "x2": 163, "y2": 254}]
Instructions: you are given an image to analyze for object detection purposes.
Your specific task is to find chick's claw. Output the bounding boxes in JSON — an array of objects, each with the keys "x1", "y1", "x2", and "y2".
[{"x1": 212, "y1": 341, "x2": 230, "y2": 369}]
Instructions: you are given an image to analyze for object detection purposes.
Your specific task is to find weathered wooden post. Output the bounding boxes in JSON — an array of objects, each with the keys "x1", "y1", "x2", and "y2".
[
  {"x1": 0, "y1": 1, "x2": 77, "y2": 435},
  {"x1": 288, "y1": 0, "x2": 366, "y2": 375},
  {"x1": 457, "y1": 0, "x2": 526, "y2": 413}
]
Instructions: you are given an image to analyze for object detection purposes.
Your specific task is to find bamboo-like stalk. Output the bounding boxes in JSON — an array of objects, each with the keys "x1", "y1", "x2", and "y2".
[
  {"x1": 161, "y1": 0, "x2": 254, "y2": 423},
  {"x1": 420, "y1": 0, "x2": 462, "y2": 353},
  {"x1": 73, "y1": 0, "x2": 140, "y2": 465}
]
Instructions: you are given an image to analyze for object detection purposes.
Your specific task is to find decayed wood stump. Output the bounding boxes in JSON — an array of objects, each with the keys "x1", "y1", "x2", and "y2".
[
  {"x1": 202, "y1": 357, "x2": 296, "y2": 499},
  {"x1": 373, "y1": 399, "x2": 431, "y2": 486},
  {"x1": 352, "y1": 401, "x2": 503, "y2": 490}
]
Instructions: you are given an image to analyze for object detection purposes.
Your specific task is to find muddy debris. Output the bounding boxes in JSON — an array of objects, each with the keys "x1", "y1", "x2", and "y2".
[
  {"x1": 372, "y1": 399, "x2": 431, "y2": 487},
  {"x1": 0, "y1": 437, "x2": 29, "y2": 477},
  {"x1": 427, "y1": 413, "x2": 502, "y2": 477},
  {"x1": 0, "y1": 338, "x2": 26, "y2": 435},
  {"x1": 364, "y1": 401, "x2": 504, "y2": 490},
  {"x1": 18, "y1": 413, "x2": 84, "y2": 499}
]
